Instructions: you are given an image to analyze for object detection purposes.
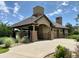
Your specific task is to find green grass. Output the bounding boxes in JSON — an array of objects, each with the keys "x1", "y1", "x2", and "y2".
[
  {"x1": 67, "y1": 35, "x2": 79, "y2": 41},
  {"x1": 0, "y1": 47, "x2": 9, "y2": 54}
]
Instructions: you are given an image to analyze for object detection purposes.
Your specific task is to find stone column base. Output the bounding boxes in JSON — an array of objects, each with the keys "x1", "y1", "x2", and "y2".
[{"x1": 31, "y1": 31, "x2": 38, "y2": 42}]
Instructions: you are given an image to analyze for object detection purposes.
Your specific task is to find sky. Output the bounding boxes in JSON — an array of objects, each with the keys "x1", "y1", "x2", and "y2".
[{"x1": 0, "y1": 1, "x2": 79, "y2": 26}]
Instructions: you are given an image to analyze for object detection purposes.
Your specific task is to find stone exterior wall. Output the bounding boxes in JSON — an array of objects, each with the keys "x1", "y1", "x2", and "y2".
[
  {"x1": 58, "y1": 29, "x2": 64, "y2": 38},
  {"x1": 51, "y1": 28, "x2": 54, "y2": 39},
  {"x1": 36, "y1": 17, "x2": 51, "y2": 27},
  {"x1": 36, "y1": 17, "x2": 52, "y2": 40},
  {"x1": 51, "y1": 28, "x2": 67, "y2": 38},
  {"x1": 52, "y1": 28, "x2": 57, "y2": 38}
]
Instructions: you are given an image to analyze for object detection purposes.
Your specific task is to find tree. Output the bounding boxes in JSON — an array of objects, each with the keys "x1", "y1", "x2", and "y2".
[
  {"x1": 75, "y1": 14, "x2": 79, "y2": 31},
  {"x1": 65, "y1": 23, "x2": 74, "y2": 35},
  {"x1": 0, "y1": 21, "x2": 12, "y2": 37}
]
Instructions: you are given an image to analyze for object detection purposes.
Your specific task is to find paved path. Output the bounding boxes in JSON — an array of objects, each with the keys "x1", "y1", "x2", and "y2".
[{"x1": 0, "y1": 38, "x2": 77, "y2": 58}]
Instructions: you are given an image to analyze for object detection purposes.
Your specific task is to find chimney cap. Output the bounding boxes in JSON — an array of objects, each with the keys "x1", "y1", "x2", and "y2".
[
  {"x1": 33, "y1": 6, "x2": 44, "y2": 8},
  {"x1": 56, "y1": 16, "x2": 62, "y2": 18}
]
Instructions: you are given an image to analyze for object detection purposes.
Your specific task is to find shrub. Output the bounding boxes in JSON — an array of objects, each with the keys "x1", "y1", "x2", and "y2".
[
  {"x1": 67, "y1": 35, "x2": 79, "y2": 41},
  {"x1": 0, "y1": 38, "x2": 4, "y2": 44},
  {"x1": 54, "y1": 45, "x2": 72, "y2": 58},
  {"x1": 2, "y1": 37, "x2": 15, "y2": 48},
  {"x1": 21, "y1": 36, "x2": 30, "y2": 43},
  {"x1": 72, "y1": 31, "x2": 79, "y2": 35},
  {"x1": 65, "y1": 23, "x2": 74, "y2": 35},
  {"x1": 0, "y1": 22, "x2": 12, "y2": 37}
]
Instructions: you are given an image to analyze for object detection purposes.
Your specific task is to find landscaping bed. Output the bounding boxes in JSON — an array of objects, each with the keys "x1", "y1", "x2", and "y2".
[{"x1": 45, "y1": 45, "x2": 72, "y2": 58}]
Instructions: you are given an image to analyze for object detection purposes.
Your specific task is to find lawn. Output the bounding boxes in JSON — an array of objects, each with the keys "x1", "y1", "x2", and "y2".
[
  {"x1": 67, "y1": 35, "x2": 79, "y2": 41},
  {"x1": 0, "y1": 47, "x2": 9, "y2": 54}
]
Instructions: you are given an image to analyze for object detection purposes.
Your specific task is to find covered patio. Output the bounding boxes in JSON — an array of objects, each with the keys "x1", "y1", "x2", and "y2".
[{"x1": 12, "y1": 23, "x2": 38, "y2": 42}]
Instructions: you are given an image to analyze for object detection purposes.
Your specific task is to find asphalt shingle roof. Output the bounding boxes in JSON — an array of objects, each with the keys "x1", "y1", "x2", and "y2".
[
  {"x1": 12, "y1": 15, "x2": 43, "y2": 27},
  {"x1": 12, "y1": 15, "x2": 68, "y2": 29},
  {"x1": 54, "y1": 23, "x2": 68, "y2": 29}
]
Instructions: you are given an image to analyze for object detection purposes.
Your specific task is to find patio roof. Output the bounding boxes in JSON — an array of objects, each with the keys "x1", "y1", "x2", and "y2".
[{"x1": 12, "y1": 15, "x2": 43, "y2": 27}]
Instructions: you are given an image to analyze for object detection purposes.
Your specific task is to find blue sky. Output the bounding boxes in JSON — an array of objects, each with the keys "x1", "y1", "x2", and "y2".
[{"x1": 0, "y1": 1, "x2": 79, "y2": 26}]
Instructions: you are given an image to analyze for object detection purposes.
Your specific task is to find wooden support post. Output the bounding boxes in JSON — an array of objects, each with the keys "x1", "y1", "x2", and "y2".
[{"x1": 12, "y1": 28, "x2": 16, "y2": 39}]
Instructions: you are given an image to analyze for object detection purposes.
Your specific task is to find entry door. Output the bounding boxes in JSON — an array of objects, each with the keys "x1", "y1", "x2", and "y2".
[
  {"x1": 37, "y1": 26, "x2": 43, "y2": 40},
  {"x1": 37, "y1": 25, "x2": 50, "y2": 40}
]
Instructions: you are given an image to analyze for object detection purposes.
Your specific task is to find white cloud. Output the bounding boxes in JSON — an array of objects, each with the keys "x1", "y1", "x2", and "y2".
[
  {"x1": 0, "y1": 1, "x2": 9, "y2": 13},
  {"x1": 18, "y1": 15, "x2": 24, "y2": 20},
  {"x1": 56, "y1": 1, "x2": 69, "y2": 9},
  {"x1": 61, "y1": 2, "x2": 69, "y2": 6},
  {"x1": 13, "y1": 2, "x2": 20, "y2": 14},
  {"x1": 72, "y1": 7, "x2": 78, "y2": 12},
  {"x1": 57, "y1": 9, "x2": 62, "y2": 12},
  {"x1": 0, "y1": 12, "x2": 8, "y2": 20},
  {"x1": 46, "y1": 9, "x2": 63, "y2": 16}
]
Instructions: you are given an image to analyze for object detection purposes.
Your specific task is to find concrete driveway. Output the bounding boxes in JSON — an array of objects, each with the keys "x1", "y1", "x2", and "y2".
[{"x1": 0, "y1": 38, "x2": 77, "y2": 58}]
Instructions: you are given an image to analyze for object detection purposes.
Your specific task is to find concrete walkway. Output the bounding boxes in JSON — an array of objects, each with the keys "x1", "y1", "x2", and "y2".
[{"x1": 0, "y1": 38, "x2": 77, "y2": 58}]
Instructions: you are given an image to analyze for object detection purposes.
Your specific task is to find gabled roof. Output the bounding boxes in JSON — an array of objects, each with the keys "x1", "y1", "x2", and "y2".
[
  {"x1": 12, "y1": 14, "x2": 68, "y2": 29},
  {"x1": 12, "y1": 15, "x2": 54, "y2": 28}
]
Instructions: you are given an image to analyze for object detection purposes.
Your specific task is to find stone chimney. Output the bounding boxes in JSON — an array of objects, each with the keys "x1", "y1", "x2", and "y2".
[
  {"x1": 56, "y1": 16, "x2": 62, "y2": 25},
  {"x1": 33, "y1": 6, "x2": 44, "y2": 17}
]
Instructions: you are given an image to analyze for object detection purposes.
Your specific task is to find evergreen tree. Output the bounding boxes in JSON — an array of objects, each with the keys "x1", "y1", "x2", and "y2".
[{"x1": 65, "y1": 23, "x2": 73, "y2": 35}]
